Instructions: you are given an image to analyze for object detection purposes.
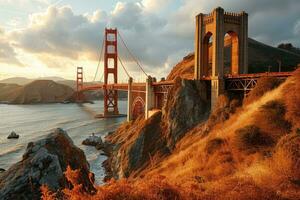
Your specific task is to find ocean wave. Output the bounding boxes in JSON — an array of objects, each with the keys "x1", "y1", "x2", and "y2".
[{"x1": 0, "y1": 144, "x2": 25, "y2": 157}]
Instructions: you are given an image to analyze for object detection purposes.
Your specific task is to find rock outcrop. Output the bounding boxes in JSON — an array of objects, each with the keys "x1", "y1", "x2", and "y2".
[
  {"x1": 0, "y1": 128, "x2": 95, "y2": 200},
  {"x1": 102, "y1": 78, "x2": 211, "y2": 180},
  {"x1": 7, "y1": 131, "x2": 19, "y2": 139},
  {"x1": 103, "y1": 112, "x2": 169, "y2": 180},
  {"x1": 162, "y1": 78, "x2": 210, "y2": 148},
  {"x1": 82, "y1": 134, "x2": 104, "y2": 147}
]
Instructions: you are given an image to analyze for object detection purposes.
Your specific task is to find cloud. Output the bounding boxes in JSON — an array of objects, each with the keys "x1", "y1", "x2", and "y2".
[
  {"x1": 294, "y1": 20, "x2": 300, "y2": 35},
  {"x1": 141, "y1": 0, "x2": 172, "y2": 12},
  {"x1": 0, "y1": 29, "x2": 23, "y2": 66},
  {"x1": 3, "y1": 0, "x2": 300, "y2": 79},
  {"x1": 10, "y1": 6, "x2": 106, "y2": 60}
]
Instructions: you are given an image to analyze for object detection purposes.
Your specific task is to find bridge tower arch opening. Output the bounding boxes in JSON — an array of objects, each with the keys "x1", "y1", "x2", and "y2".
[
  {"x1": 194, "y1": 7, "x2": 248, "y2": 109},
  {"x1": 224, "y1": 31, "x2": 239, "y2": 75},
  {"x1": 202, "y1": 32, "x2": 213, "y2": 77},
  {"x1": 132, "y1": 96, "x2": 145, "y2": 120}
]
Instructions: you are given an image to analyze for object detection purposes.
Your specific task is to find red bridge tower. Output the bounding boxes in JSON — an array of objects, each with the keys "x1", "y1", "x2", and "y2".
[{"x1": 104, "y1": 28, "x2": 119, "y2": 115}]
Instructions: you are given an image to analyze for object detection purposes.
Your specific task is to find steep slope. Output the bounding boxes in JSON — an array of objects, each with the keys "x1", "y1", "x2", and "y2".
[
  {"x1": 8, "y1": 80, "x2": 74, "y2": 104},
  {"x1": 52, "y1": 69, "x2": 300, "y2": 200}
]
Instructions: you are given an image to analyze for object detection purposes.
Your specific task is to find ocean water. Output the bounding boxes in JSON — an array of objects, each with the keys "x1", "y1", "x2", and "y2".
[{"x1": 0, "y1": 100, "x2": 127, "y2": 184}]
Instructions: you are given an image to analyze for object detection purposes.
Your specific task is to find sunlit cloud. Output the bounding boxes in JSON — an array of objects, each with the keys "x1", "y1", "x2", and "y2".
[{"x1": 0, "y1": 0, "x2": 299, "y2": 80}]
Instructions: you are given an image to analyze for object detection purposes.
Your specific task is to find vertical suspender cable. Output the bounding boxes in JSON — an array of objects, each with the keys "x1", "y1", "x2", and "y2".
[
  {"x1": 93, "y1": 32, "x2": 105, "y2": 82},
  {"x1": 117, "y1": 30, "x2": 148, "y2": 77}
]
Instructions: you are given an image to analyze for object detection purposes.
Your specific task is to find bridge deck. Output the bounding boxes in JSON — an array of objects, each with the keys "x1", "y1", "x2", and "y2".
[{"x1": 79, "y1": 72, "x2": 293, "y2": 93}]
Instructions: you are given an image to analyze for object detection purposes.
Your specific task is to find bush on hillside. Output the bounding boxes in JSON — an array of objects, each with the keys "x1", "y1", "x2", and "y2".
[
  {"x1": 206, "y1": 95, "x2": 241, "y2": 132},
  {"x1": 234, "y1": 125, "x2": 274, "y2": 152},
  {"x1": 273, "y1": 132, "x2": 300, "y2": 181},
  {"x1": 244, "y1": 77, "x2": 282, "y2": 105},
  {"x1": 254, "y1": 100, "x2": 291, "y2": 141},
  {"x1": 205, "y1": 138, "x2": 225, "y2": 154},
  {"x1": 283, "y1": 68, "x2": 300, "y2": 128}
]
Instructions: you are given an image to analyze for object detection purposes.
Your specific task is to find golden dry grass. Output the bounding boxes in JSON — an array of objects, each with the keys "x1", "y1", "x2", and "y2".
[{"x1": 42, "y1": 71, "x2": 300, "y2": 200}]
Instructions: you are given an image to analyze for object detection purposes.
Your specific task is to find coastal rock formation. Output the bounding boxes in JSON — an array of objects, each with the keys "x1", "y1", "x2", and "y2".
[
  {"x1": 82, "y1": 134, "x2": 104, "y2": 147},
  {"x1": 7, "y1": 131, "x2": 19, "y2": 139},
  {"x1": 0, "y1": 128, "x2": 95, "y2": 200},
  {"x1": 104, "y1": 112, "x2": 169, "y2": 179}
]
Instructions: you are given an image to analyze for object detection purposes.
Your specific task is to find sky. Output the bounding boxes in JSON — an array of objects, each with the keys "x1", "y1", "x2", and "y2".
[{"x1": 0, "y1": 0, "x2": 299, "y2": 82}]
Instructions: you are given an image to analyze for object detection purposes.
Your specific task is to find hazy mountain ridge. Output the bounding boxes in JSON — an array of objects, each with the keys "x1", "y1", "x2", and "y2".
[{"x1": 0, "y1": 80, "x2": 74, "y2": 104}]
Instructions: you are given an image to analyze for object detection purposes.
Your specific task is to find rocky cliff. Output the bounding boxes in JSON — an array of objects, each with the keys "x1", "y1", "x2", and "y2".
[
  {"x1": 102, "y1": 77, "x2": 212, "y2": 180},
  {"x1": 0, "y1": 128, "x2": 95, "y2": 200}
]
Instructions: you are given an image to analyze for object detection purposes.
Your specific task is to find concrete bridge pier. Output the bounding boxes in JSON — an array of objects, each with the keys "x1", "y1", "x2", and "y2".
[
  {"x1": 211, "y1": 77, "x2": 224, "y2": 110},
  {"x1": 127, "y1": 77, "x2": 133, "y2": 122},
  {"x1": 145, "y1": 76, "x2": 155, "y2": 119}
]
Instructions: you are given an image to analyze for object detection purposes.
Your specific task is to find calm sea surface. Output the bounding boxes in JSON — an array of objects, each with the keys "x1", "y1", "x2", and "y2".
[{"x1": 0, "y1": 100, "x2": 127, "y2": 184}]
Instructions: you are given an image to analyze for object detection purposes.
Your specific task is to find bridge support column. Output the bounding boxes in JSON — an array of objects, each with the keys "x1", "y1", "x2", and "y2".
[
  {"x1": 127, "y1": 77, "x2": 133, "y2": 122},
  {"x1": 211, "y1": 77, "x2": 224, "y2": 110},
  {"x1": 145, "y1": 76, "x2": 155, "y2": 119}
]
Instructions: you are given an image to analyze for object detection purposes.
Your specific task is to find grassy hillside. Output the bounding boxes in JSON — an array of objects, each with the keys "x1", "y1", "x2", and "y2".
[{"x1": 43, "y1": 68, "x2": 300, "y2": 199}]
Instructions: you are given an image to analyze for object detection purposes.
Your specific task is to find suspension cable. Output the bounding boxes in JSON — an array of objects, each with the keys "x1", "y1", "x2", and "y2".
[
  {"x1": 118, "y1": 56, "x2": 131, "y2": 78},
  {"x1": 117, "y1": 30, "x2": 148, "y2": 77},
  {"x1": 92, "y1": 32, "x2": 105, "y2": 82}
]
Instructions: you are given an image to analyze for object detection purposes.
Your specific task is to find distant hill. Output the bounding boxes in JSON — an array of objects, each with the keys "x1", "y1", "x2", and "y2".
[
  {"x1": 0, "y1": 79, "x2": 127, "y2": 104},
  {"x1": 0, "y1": 83, "x2": 22, "y2": 102},
  {"x1": 0, "y1": 80, "x2": 74, "y2": 104},
  {"x1": 277, "y1": 43, "x2": 300, "y2": 56},
  {"x1": 0, "y1": 76, "x2": 67, "y2": 85},
  {"x1": 0, "y1": 77, "x2": 32, "y2": 85},
  {"x1": 247, "y1": 38, "x2": 300, "y2": 72}
]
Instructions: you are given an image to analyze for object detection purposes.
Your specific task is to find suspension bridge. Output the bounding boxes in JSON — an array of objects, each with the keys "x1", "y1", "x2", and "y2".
[{"x1": 76, "y1": 7, "x2": 293, "y2": 122}]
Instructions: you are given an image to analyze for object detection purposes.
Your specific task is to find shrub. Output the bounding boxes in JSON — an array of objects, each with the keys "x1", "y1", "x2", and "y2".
[
  {"x1": 283, "y1": 68, "x2": 300, "y2": 128},
  {"x1": 235, "y1": 125, "x2": 273, "y2": 151},
  {"x1": 206, "y1": 95, "x2": 242, "y2": 134},
  {"x1": 41, "y1": 185, "x2": 56, "y2": 200},
  {"x1": 273, "y1": 132, "x2": 300, "y2": 180},
  {"x1": 207, "y1": 95, "x2": 230, "y2": 129},
  {"x1": 244, "y1": 77, "x2": 282, "y2": 105},
  {"x1": 254, "y1": 100, "x2": 291, "y2": 141},
  {"x1": 205, "y1": 138, "x2": 225, "y2": 154}
]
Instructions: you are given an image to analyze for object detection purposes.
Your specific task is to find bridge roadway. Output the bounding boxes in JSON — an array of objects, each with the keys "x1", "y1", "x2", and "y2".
[
  {"x1": 79, "y1": 71, "x2": 293, "y2": 93},
  {"x1": 79, "y1": 80, "x2": 175, "y2": 93}
]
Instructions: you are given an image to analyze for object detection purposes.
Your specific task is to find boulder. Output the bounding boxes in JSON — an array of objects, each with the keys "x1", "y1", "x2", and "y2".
[
  {"x1": 0, "y1": 168, "x2": 5, "y2": 173},
  {"x1": 7, "y1": 131, "x2": 19, "y2": 139},
  {"x1": 0, "y1": 128, "x2": 95, "y2": 200},
  {"x1": 82, "y1": 134, "x2": 103, "y2": 147}
]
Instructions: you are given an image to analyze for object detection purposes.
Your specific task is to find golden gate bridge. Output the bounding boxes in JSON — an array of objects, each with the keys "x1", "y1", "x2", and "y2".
[{"x1": 76, "y1": 8, "x2": 293, "y2": 122}]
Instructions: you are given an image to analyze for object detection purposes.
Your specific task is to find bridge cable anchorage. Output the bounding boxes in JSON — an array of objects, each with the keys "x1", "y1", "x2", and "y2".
[
  {"x1": 117, "y1": 30, "x2": 148, "y2": 77},
  {"x1": 118, "y1": 56, "x2": 131, "y2": 79},
  {"x1": 92, "y1": 31, "x2": 105, "y2": 83}
]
